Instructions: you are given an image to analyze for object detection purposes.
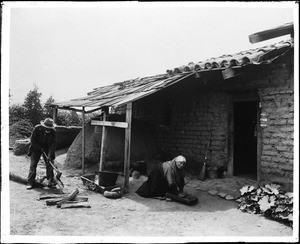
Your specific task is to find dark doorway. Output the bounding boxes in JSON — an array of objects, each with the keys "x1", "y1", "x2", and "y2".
[{"x1": 233, "y1": 101, "x2": 257, "y2": 178}]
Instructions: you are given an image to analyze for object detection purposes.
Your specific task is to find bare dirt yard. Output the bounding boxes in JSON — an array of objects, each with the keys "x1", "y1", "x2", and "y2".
[{"x1": 3, "y1": 149, "x2": 296, "y2": 243}]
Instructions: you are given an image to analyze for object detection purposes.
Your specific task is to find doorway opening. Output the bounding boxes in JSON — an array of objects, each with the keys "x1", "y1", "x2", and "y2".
[{"x1": 233, "y1": 101, "x2": 257, "y2": 179}]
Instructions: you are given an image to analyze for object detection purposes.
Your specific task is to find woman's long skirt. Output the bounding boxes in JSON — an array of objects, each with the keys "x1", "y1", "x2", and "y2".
[{"x1": 135, "y1": 164, "x2": 169, "y2": 198}]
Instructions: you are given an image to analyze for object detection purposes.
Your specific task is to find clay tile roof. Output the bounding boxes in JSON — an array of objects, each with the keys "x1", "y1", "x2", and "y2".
[
  {"x1": 52, "y1": 39, "x2": 293, "y2": 111},
  {"x1": 168, "y1": 39, "x2": 293, "y2": 73}
]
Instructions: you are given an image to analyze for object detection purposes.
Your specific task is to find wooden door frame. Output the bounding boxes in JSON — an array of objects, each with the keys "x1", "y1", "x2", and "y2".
[{"x1": 227, "y1": 91, "x2": 261, "y2": 180}]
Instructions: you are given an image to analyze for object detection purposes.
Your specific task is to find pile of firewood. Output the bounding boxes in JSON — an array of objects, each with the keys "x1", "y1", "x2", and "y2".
[{"x1": 38, "y1": 188, "x2": 91, "y2": 209}]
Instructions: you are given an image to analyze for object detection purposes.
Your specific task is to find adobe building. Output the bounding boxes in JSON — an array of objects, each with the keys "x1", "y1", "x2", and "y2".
[{"x1": 52, "y1": 22, "x2": 295, "y2": 190}]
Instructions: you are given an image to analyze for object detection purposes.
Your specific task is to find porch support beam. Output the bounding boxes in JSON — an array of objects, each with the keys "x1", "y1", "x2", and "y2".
[
  {"x1": 99, "y1": 111, "x2": 107, "y2": 172},
  {"x1": 53, "y1": 106, "x2": 58, "y2": 124},
  {"x1": 81, "y1": 107, "x2": 85, "y2": 175},
  {"x1": 123, "y1": 102, "x2": 132, "y2": 193}
]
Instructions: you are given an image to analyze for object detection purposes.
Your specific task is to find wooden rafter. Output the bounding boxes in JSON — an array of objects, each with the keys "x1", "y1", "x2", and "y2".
[{"x1": 249, "y1": 22, "x2": 294, "y2": 44}]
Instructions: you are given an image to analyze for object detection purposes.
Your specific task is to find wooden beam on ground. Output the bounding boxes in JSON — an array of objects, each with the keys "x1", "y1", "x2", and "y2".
[
  {"x1": 91, "y1": 120, "x2": 128, "y2": 129},
  {"x1": 99, "y1": 112, "x2": 107, "y2": 172},
  {"x1": 249, "y1": 22, "x2": 294, "y2": 44},
  {"x1": 82, "y1": 107, "x2": 85, "y2": 175},
  {"x1": 123, "y1": 103, "x2": 132, "y2": 194}
]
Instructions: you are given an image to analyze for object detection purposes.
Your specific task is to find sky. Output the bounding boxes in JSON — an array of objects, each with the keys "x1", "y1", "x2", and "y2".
[{"x1": 2, "y1": 2, "x2": 298, "y2": 106}]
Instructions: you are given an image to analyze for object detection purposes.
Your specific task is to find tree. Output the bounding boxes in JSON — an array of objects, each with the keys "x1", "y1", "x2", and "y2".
[
  {"x1": 44, "y1": 95, "x2": 55, "y2": 118},
  {"x1": 22, "y1": 85, "x2": 44, "y2": 126},
  {"x1": 9, "y1": 104, "x2": 26, "y2": 125},
  {"x1": 56, "y1": 110, "x2": 82, "y2": 126}
]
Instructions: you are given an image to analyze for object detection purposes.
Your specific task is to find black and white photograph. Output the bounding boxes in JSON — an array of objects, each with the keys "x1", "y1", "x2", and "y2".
[{"x1": 1, "y1": 1, "x2": 299, "y2": 243}]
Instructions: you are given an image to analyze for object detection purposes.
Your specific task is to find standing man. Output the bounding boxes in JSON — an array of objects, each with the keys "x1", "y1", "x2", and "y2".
[{"x1": 27, "y1": 118, "x2": 56, "y2": 189}]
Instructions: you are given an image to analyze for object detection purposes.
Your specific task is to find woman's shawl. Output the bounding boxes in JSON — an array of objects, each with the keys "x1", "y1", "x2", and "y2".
[{"x1": 161, "y1": 160, "x2": 185, "y2": 187}]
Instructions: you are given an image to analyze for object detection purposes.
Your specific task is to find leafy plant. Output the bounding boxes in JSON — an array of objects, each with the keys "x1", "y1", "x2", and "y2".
[{"x1": 237, "y1": 183, "x2": 293, "y2": 226}]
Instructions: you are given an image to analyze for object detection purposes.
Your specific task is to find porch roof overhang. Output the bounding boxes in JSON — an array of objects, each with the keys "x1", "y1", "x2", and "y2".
[
  {"x1": 51, "y1": 72, "x2": 196, "y2": 112},
  {"x1": 51, "y1": 39, "x2": 293, "y2": 112}
]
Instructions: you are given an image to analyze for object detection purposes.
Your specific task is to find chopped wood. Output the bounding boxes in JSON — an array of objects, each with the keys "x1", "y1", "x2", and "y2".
[
  {"x1": 46, "y1": 198, "x2": 65, "y2": 206},
  {"x1": 60, "y1": 202, "x2": 91, "y2": 209},
  {"x1": 38, "y1": 193, "x2": 68, "y2": 200},
  {"x1": 45, "y1": 196, "x2": 88, "y2": 206},
  {"x1": 56, "y1": 198, "x2": 88, "y2": 208},
  {"x1": 67, "y1": 188, "x2": 79, "y2": 201}
]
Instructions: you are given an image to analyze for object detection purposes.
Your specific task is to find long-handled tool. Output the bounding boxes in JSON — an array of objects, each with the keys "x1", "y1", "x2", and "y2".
[
  {"x1": 42, "y1": 152, "x2": 64, "y2": 189},
  {"x1": 198, "y1": 130, "x2": 212, "y2": 181}
]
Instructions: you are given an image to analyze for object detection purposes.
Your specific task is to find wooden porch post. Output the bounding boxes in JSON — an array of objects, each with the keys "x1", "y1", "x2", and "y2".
[
  {"x1": 82, "y1": 107, "x2": 85, "y2": 175},
  {"x1": 257, "y1": 101, "x2": 262, "y2": 182},
  {"x1": 123, "y1": 102, "x2": 132, "y2": 193},
  {"x1": 99, "y1": 110, "x2": 107, "y2": 172},
  {"x1": 53, "y1": 106, "x2": 58, "y2": 124}
]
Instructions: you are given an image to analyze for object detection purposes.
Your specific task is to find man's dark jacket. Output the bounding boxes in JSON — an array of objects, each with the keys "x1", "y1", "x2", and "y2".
[{"x1": 28, "y1": 125, "x2": 56, "y2": 160}]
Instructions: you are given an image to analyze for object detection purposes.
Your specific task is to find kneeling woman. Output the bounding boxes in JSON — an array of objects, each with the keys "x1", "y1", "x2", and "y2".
[{"x1": 136, "y1": 155, "x2": 187, "y2": 198}]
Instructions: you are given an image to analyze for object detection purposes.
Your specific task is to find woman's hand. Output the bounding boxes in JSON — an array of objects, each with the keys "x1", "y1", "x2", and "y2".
[{"x1": 178, "y1": 192, "x2": 187, "y2": 198}]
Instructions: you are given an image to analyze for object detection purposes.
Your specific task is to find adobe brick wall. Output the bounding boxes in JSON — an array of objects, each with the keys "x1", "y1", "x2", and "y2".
[
  {"x1": 134, "y1": 90, "x2": 230, "y2": 173},
  {"x1": 258, "y1": 65, "x2": 294, "y2": 186}
]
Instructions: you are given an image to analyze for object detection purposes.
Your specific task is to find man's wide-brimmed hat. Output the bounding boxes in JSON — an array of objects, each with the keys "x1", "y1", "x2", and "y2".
[{"x1": 40, "y1": 118, "x2": 56, "y2": 129}]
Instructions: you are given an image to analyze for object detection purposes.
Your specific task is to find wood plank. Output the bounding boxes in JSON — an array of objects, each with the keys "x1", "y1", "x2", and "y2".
[
  {"x1": 91, "y1": 120, "x2": 128, "y2": 129},
  {"x1": 45, "y1": 196, "x2": 88, "y2": 206},
  {"x1": 82, "y1": 107, "x2": 85, "y2": 175},
  {"x1": 38, "y1": 193, "x2": 68, "y2": 200},
  {"x1": 60, "y1": 202, "x2": 91, "y2": 209},
  {"x1": 99, "y1": 112, "x2": 107, "y2": 172},
  {"x1": 249, "y1": 22, "x2": 294, "y2": 44},
  {"x1": 56, "y1": 198, "x2": 88, "y2": 208},
  {"x1": 123, "y1": 103, "x2": 132, "y2": 194}
]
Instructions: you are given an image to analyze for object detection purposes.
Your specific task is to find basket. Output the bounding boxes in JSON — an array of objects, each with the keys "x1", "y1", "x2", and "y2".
[{"x1": 96, "y1": 171, "x2": 119, "y2": 187}]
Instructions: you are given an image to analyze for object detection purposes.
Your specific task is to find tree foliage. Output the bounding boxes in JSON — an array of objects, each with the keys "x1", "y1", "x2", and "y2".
[
  {"x1": 10, "y1": 86, "x2": 84, "y2": 129},
  {"x1": 44, "y1": 95, "x2": 55, "y2": 118},
  {"x1": 9, "y1": 104, "x2": 26, "y2": 125},
  {"x1": 57, "y1": 110, "x2": 82, "y2": 126},
  {"x1": 22, "y1": 86, "x2": 44, "y2": 126}
]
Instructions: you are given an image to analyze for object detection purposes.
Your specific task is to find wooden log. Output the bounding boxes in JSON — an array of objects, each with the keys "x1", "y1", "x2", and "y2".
[
  {"x1": 9, "y1": 173, "x2": 45, "y2": 188},
  {"x1": 56, "y1": 197, "x2": 88, "y2": 208},
  {"x1": 67, "y1": 188, "x2": 79, "y2": 201},
  {"x1": 46, "y1": 196, "x2": 88, "y2": 206},
  {"x1": 60, "y1": 202, "x2": 91, "y2": 209},
  {"x1": 38, "y1": 193, "x2": 68, "y2": 200},
  {"x1": 46, "y1": 198, "x2": 65, "y2": 206},
  {"x1": 165, "y1": 193, "x2": 198, "y2": 205}
]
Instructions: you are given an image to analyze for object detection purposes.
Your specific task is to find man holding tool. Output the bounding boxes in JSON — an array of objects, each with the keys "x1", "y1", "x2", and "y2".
[{"x1": 27, "y1": 118, "x2": 57, "y2": 190}]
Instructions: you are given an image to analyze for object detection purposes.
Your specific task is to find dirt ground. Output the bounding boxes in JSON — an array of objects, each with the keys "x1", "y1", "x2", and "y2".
[{"x1": 3, "y1": 148, "x2": 296, "y2": 243}]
